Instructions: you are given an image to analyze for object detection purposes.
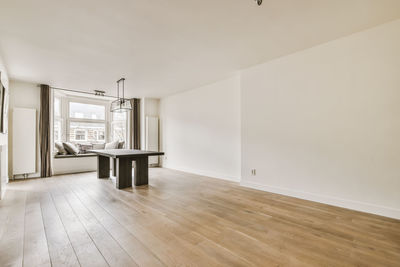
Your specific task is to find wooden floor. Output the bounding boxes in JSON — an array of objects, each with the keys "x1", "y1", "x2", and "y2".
[{"x1": 0, "y1": 169, "x2": 399, "y2": 267}]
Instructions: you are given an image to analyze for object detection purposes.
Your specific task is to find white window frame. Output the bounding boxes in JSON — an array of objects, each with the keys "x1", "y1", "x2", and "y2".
[
  {"x1": 53, "y1": 92, "x2": 129, "y2": 148},
  {"x1": 93, "y1": 129, "x2": 105, "y2": 142},
  {"x1": 66, "y1": 97, "x2": 109, "y2": 144},
  {"x1": 72, "y1": 129, "x2": 88, "y2": 142},
  {"x1": 53, "y1": 96, "x2": 63, "y2": 143}
]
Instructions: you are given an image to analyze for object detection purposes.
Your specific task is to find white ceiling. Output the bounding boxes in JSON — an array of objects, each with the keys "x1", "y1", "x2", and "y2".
[{"x1": 0, "y1": 0, "x2": 399, "y2": 98}]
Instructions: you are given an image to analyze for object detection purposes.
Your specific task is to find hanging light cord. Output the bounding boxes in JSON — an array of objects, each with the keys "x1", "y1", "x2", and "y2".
[{"x1": 116, "y1": 78, "x2": 126, "y2": 104}]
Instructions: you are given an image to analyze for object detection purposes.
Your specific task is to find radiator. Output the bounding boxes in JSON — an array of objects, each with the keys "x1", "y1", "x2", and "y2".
[
  {"x1": 145, "y1": 116, "x2": 159, "y2": 166},
  {"x1": 13, "y1": 108, "x2": 36, "y2": 175}
]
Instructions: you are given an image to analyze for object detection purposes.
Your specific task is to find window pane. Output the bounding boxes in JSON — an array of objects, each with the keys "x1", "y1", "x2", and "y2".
[
  {"x1": 111, "y1": 111, "x2": 127, "y2": 143},
  {"x1": 111, "y1": 121, "x2": 126, "y2": 142},
  {"x1": 54, "y1": 97, "x2": 61, "y2": 117},
  {"x1": 69, "y1": 102, "x2": 105, "y2": 120},
  {"x1": 69, "y1": 122, "x2": 106, "y2": 143}
]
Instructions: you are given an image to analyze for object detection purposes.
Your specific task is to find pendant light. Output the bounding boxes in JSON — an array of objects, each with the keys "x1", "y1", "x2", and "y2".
[{"x1": 110, "y1": 78, "x2": 132, "y2": 112}]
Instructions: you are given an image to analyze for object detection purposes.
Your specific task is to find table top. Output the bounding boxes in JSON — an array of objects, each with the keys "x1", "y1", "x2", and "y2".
[{"x1": 89, "y1": 149, "x2": 165, "y2": 158}]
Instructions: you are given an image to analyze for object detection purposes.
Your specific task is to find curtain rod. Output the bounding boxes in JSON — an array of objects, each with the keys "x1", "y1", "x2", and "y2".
[
  {"x1": 37, "y1": 84, "x2": 118, "y2": 99},
  {"x1": 51, "y1": 86, "x2": 118, "y2": 99}
]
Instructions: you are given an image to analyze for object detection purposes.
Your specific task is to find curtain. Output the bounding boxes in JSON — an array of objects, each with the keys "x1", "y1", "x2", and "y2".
[
  {"x1": 130, "y1": 98, "x2": 141, "y2": 149},
  {"x1": 39, "y1": 84, "x2": 52, "y2": 177}
]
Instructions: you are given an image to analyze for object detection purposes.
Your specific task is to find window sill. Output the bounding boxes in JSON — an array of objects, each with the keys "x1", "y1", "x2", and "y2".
[{"x1": 54, "y1": 153, "x2": 97, "y2": 159}]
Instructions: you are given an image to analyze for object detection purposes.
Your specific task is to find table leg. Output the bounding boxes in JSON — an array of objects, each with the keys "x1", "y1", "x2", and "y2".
[
  {"x1": 134, "y1": 157, "x2": 148, "y2": 186},
  {"x1": 97, "y1": 155, "x2": 110, "y2": 178},
  {"x1": 112, "y1": 158, "x2": 117, "y2": 177},
  {"x1": 116, "y1": 158, "x2": 132, "y2": 189}
]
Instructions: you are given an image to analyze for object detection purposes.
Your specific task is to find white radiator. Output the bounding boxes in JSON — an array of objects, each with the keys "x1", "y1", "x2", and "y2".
[
  {"x1": 13, "y1": 108, "x2": 36, "y2": 175},
  {"x1": 145, "y1": 116, "x2": 159, "y2": 165}
]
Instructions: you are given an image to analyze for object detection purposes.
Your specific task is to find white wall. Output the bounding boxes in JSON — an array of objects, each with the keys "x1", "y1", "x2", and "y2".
[
  {"x1": 241, "y1": 20, "x2": 400, "y2": 219},
  {"x1": 0, "y1": 55, "x2": 9, "y2": 198},
  {"x1": 8, "y1": 81, "x2": 41, "y2": 179},
  {"x1": 160, "y1": 76, "x2": 241, "y2": 181}
]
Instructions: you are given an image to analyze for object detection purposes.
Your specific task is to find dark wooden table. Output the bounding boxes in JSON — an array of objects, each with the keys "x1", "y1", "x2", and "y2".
[{"x1": 89, "y1": 149, "x2": 165, "y2": 189}]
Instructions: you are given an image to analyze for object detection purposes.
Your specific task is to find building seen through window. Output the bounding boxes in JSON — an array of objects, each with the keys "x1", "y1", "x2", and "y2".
[{"x1": 53, "y1": 94, "x2": 128, "y2": 149}]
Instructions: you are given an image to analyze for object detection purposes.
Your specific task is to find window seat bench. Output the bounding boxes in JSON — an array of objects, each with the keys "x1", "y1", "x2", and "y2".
[
  {"x1": 53, "y1": 153, "x2": 98, "y2": 175},
  {"x1": 54, "y1": 153, "x2": 97, "y2": 159}
]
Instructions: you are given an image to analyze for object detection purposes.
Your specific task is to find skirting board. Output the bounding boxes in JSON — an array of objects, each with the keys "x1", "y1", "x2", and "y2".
[
  {"x1": 240, "y1": 180, "x2": 400, "y2": 220},
  {"x1": 12, "y1": 173, "x2": 41, "y2": 180},
  {"x1": 163, "y1": 164, "x2": 240, "y2": 182}
]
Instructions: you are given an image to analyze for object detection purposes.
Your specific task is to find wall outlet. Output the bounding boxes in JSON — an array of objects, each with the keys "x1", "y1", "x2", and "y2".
[{"x1": 251, "y1": 169, "x2": 256, "y2": 176}]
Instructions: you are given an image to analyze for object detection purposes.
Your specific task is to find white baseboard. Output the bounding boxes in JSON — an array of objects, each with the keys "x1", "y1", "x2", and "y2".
[
  {"x1": 163, "y1": 164, "x2": 240, "y2": 182},
  {"x1": 12, "y1": 173, "x2": 41, "y2": 180},
  {"x1": 240, "y1": 180, "x2": 400, "y2": 220}
]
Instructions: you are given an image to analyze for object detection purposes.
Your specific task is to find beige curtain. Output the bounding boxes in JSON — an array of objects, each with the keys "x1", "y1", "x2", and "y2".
[
  {"x1": 130, "y1": 98, "x2": 141, "y2": 149},
  {"x1": 39, "y1": 84, "x2": 52, "y2": 177}
]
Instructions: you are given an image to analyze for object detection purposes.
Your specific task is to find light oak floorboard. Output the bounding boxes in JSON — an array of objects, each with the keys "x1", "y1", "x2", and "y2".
[
  {"x1": 23, "y1": 191, "x2": 51, "y2": 267},
  {"x1": 0, "y1": 190, "x2": 27, "y2": 267},
  {"x1": 50, "y1": 184, "x2": 109, "y2": 267},
  {"x1": 40, "y1": 191, "x2": 80, "y2": 267},
  {"x1": 2, "y1": 168, "x2": 400, "y2": 267}
]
